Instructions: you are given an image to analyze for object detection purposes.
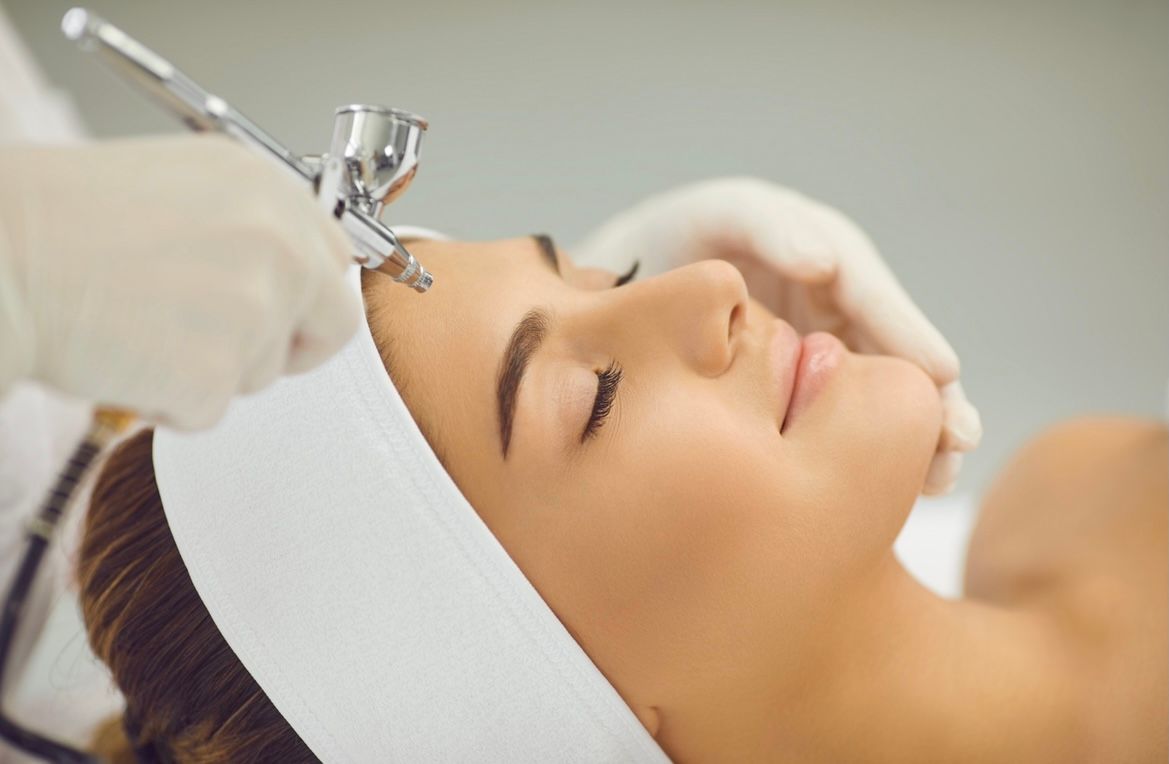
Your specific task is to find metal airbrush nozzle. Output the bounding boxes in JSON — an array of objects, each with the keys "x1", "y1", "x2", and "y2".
[
  {"x1": 321, "y1": 105, "x2": 432, "y2": 291},
  {"x1": 62, "y1": 7, "x2": 433, "y2": 294}
]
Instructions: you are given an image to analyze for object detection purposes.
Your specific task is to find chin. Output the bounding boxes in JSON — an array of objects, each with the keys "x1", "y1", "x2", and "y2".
[
  {"x1": 875, "y1": 355, "x2": 942, "y2": 494},
  {"x1": 835, "y1": 353, "x2": 943, "y2": 519}
]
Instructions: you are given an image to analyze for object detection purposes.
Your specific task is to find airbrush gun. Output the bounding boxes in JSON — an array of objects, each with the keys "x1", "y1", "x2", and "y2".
[
  {"x1": 60, "y1": 7, "x2": 433, "y2": 293},
  {"x1": 1, "y1": 13, "x2": 435, "y2": 761}
]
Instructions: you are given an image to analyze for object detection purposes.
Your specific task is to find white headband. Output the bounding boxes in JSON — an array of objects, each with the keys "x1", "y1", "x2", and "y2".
[{"x1": 152, "y1": 230, "x2": 668, "y2": 762}]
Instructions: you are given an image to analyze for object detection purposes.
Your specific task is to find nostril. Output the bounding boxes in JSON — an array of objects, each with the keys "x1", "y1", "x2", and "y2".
[{"x1": 728, "y1": 303, "x2": 744, "y2": 343}]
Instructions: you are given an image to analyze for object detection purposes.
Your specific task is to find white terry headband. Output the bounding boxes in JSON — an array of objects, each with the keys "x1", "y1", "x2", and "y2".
[{"x1": 152, "y1": 229, "x2": 668, "y2": 762}]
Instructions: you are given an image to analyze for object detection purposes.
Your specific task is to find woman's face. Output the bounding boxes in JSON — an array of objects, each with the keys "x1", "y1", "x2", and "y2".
[{"x1": 364, "y1": 236, "x2": 941, "y2": 722}]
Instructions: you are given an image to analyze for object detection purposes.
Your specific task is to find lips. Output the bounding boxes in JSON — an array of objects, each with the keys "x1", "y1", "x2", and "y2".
[
  {"x1": 784, "y1": 331, "x2": 845, "y2": 431},
  {"x1": 767, "y1": 320, "x2": 802, "y2": 432},
  {"x1": 768, "y1": 322, "x2": 844, "y2": 434}
]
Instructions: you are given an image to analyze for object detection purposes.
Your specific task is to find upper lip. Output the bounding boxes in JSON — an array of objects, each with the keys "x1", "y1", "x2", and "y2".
[{"x1": 768, "y1": 319, "x2": 803, "y2": 433}]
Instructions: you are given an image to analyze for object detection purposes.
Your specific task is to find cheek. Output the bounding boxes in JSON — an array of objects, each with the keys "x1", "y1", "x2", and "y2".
[
  {"x1": 842, "y1": 354, "x2": 941, "y2": 490},
  {"x1": 464, "y1": 353, "x2": 946, "y2": 704},
  {"x1": 516, "y1": 395, "x2": 799, "y2": 689},
  {"x1": 791, "y1": 353, "x2": 942, "y2": 552}
]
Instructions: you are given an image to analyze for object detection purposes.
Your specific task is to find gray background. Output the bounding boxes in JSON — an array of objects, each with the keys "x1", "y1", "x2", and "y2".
[{"x1": 7, "y1": 0, "x2": 1167, "y2": 492}]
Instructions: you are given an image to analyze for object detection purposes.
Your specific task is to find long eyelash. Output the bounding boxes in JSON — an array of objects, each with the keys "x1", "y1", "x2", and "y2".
[
  {"x1": 614, "y1": 260, "x2": 640, "y2": 287},
  {"x1": 582, "y1": 361, "x2": 623, "y2": 443}
]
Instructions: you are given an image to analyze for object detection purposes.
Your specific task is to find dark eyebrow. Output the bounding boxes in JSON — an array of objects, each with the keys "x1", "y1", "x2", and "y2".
[
  {"x1": 497, "y1": 309, "x2": 550, "y2": 458},
  {"x1": 531, "y1": 233, "x2": 561, "y2": 275},
  {"x1": 496, "y1": 236, "x2": 561, "y2": 458}
]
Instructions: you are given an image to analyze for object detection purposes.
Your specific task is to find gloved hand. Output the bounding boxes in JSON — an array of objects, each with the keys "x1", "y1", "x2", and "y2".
[
  {"x1": 575, "y1": 177, "x2": 981, "y2": 495},
  {"x1": 0, "y1": 135, "x2": 360, "y2": 429}
]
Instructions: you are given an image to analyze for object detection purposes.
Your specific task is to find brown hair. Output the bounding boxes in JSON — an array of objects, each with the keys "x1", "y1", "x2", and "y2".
[
  {"x1": 79, "y1": 429, "x2": 317, "y2": 762},
  {"x1": 79, "y1": 274, "x2": 441, "y2": 760}
]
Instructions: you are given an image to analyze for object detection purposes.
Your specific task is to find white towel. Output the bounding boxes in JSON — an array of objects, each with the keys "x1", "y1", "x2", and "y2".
[{"x1": 153, "y1": 264, "x2": 668, "y2": 763}]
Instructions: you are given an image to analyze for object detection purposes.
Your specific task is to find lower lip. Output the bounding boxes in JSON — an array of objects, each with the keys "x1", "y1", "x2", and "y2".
[{"x1": 781, "y1": 332, "x2": 844, "y2": 433}]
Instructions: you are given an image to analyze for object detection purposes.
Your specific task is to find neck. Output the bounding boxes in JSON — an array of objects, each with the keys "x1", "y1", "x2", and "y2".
[{"x1": 659, "y1": 554, "x2": 1078, "y2": 763}]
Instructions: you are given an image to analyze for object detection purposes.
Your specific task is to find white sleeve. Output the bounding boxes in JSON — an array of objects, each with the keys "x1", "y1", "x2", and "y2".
[
  {"x1": 0, "y1": 0, "x2": 88, "y2": 389},
  {"x1": 0, "y1": 4, "x2": 87, "y2": 145},
  {"x1": 0, "y1": 2, "x2": 112, "y2": 746},
  {"x1": 0, "y1": 383, "x2": 91, "y2": 696},
  {"x1": 0, "y1": 215, "x2": 34, "y2": 396}
]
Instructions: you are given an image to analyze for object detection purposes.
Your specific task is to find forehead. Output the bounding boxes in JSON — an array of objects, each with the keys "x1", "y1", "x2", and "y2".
[
  {"x1": 384, "y1": 236, "x2": 554, "y2": 357},
  {"x1": 365, "y1": 237, "x2": 557, "y2": 475}
]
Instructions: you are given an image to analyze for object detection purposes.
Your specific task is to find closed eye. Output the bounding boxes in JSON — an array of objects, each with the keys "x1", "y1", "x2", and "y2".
[
  {"x1": 580, "y1": 262, "x2": 636, "y2": 443},
  {"x1": 582, "y1": 361, "x2": 622, "y2": 442},
  {"x1": 614, "y1": 260, "x2": 640, "y2": 287}
]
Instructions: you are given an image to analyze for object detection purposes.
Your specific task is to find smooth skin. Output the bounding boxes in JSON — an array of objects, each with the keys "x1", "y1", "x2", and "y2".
[{"x1": 363, "y1": 237, "x2": 1166, "y2": 763}]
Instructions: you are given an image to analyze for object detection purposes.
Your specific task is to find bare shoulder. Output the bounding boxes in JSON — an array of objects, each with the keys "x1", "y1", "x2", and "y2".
[
  {"x1": 965, "y1": 416, "x2": 1167, "y2": 761},
  {"x1": 967, "y1": 415, "x2": 1166, "y2": 596}
]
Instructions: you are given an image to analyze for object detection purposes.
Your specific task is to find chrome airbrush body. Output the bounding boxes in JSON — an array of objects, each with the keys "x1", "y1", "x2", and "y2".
[{"x1": 61, "y1": 7, "x2": 432, "y2": 293}]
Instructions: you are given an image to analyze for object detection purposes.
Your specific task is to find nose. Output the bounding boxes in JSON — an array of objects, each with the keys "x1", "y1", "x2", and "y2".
[{"x1": 602, "y1": 260, "x2": 749, "y2": 377}]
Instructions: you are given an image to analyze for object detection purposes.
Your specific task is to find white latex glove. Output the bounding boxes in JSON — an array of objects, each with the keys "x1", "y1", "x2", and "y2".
[
  {"x1": 0, "y1": 135, "x2": 360, "y2": 429},
  {"x1": 575, "y1": 177, "x2": 981, "y2": 495}
]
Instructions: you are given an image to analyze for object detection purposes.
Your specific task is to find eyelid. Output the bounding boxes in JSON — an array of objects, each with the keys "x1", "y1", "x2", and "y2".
[
  {"x1": 614, "y1": 260, "x2": 640, "y2": 287},
  {"x1": 581, "y1": 361, "x2": 622, "y2": 443}
]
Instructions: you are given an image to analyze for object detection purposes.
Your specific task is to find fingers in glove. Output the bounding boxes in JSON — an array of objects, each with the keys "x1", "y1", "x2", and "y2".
[
  {"x1": 937, "y1": 381, "x2": 982, "y2": 452},
  {"x1": 157, "y1": 342, "x2": 242, "y2": 430},
  {"x1": 733, "y1": 185, "x2": 838, "y2": 282},
  {"x1": 807, "y1": 204, "x2": 960, "y2": 385},
  {"x1": 280, "y1": 205, "x2": 361, "y2": 375},
  {"x1": 286, "y1": 271, "x2": 362, "y2": 375},
  {"x1": 922, "y1": 450, "x2": 963, "y2": 496},
  {"x1": 239, "y1": 327, "x2": 293, "y2": 394},
  {"x1": 156, "y1": 397, "x2": 231, "y2": 431}
]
